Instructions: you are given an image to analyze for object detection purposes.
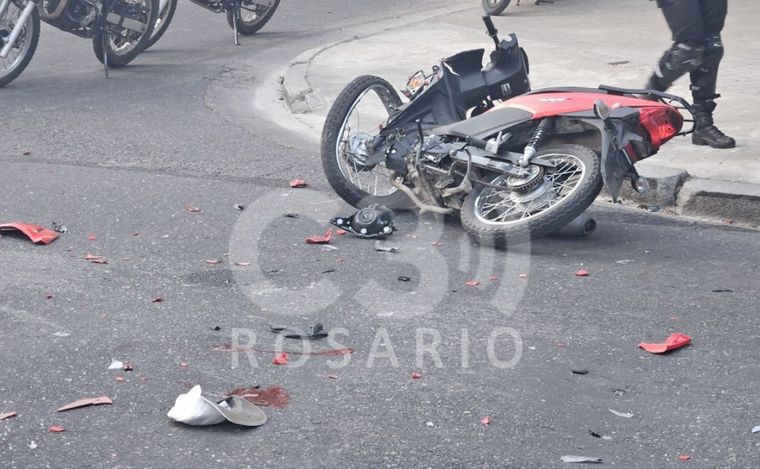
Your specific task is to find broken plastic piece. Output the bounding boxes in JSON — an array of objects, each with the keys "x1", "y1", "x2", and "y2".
[
  {"x1": 639, "y1": 333, "x2": 692, "y2": 354},
  {"x1": 574, "y1": 268, "x2": 589, "y2": 277},
  {"x1": 571, "y1": 369, "x2": 589, "y2": 375},
  {"x1": 85, "y1": 253, "x2": 108, "y2": 264},
  {"x1": 269, "y1": 323, "x2": 328, "y2": 340},
  {"x1": 678, "y1": 455, "x2": 690, "y2": 461},
  {"x1": 0, "y1": 411, "x2": 17, "y2": 421},
  {"x1": 57, "y1": 396, "x2": 112, "y2": 412},
  {"x1": 108, "y1": 359, "x2": 124, "y2": 370},
  {"x1": 608, "y1": 409, "x2": 634, "y2": 418},
  {"x1": 330, "y1": 204, "x2": 395, "y2": 238},
  {"x1": 167, "y1": 385, "x2": 267, "y2": 427},
  {"x1": 305, "y1": 228, "x2": 333, "y2": 244},
  {"x1": 87, "y1": 232, "x2": 96, "y2": 241},
  {"x1": 49, "y1": 425, "x2": 65, "y2": 433},
  {"x1": 588, "y1": 430, "x2": 601, "y2": 438},
  {"x1": 398, "y1": 276, "x2": 411, "y2": 282},
  {"x1": 561, "y1": 455, "x2": 602, "y2": 463},
  {"x1": 411, "y1": 371, "x2": 421, "y2": 380},
  {"x1": 151, "y1": 297, "x2": 164, "y2": 303},
  {"x1": 335, "y1": 229, "x2": 347, "y2": 235},
  {"x1": 272, "y1": 352, "x2": 289, "y2": 365},
  {"x1": 206, "y1": 259, "x2": 222, "y2": 265},
  {"x1": 289, "y1": 179, "x2": 307, "y2": 188},
  {"x1": 374, "y1": 240, "x2": 400, "y2": 253},
  {"x1": 282, "y1": 213, "x2": 300, "y2": 218},
  {"x1": 234, "y1": 204, "x2": 245, "y2": 210},
  {"x1": 481, "y1": 416, "x2": 491, "y2": 426},
  {"x1": 752, "y1": 425, "x2": 760, "y2": 433},
  {"x1": 184, "y1": 204, "x2": 201, "y2": 213},
  {"x1": 465, "y1": 280, "x2": 480, "y2": 287},
  {"x1": 52, "y1": 221, "x2": 68, "y2": 233},
  {"x1": 0, "y1": 222, "x2": 59, "y2": 244}
]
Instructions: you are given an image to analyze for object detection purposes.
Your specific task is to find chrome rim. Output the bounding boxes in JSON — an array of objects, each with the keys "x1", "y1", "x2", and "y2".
[
  {"x1": 474, "y1": 153, "x2": 587, "y2": 225},
  {"x1": 240, "y1": 0, "x2": 273, "y2": 25},
  {"x1": 335, "y1": 85, "x2": 398, "y2": 197},
  {"x1": 107, "y1": 0, "x2": 152, "y2": 56},
  {"x1": 152, "y1": 0, "x2": 172, "y2": 38},
  {"x1": 0, "y1": 1, "x2": 33, "y2": 80}
]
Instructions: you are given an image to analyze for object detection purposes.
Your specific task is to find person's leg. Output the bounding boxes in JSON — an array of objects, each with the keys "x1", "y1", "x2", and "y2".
[
  {"x1": 689, "y1": 0, "x2": 734, "y2": 148},
  {"x1": 646, "y1": 0, "x2": 705, "y2": 92}
]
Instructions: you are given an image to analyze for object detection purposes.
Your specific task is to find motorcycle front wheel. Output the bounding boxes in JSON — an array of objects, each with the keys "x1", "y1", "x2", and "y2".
[
  {"x1": 144, "y1": 0, "x2": 177, "y2": 50},
  {"x1": 0, "y1": 1, "x2": 40, "y2": 88},
  {"x1": 460, "y1": 144, "x2": 602, "y2": 247},
  {"x1": 92, "y1": 0, "x2": 159, "y2": 68},
  {"x1": 482, "y1": 0, "x2": 511, "y2": 15},
  {"x1": 320, "y1": 74, "x2": 413, "y2": 210},
  {"x1": 226, "y1": 0, "x2": 280, "y2": 36}
]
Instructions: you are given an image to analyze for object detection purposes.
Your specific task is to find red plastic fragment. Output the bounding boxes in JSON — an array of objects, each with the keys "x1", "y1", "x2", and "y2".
[
  {"x1": 179, "y1": 362, "x2": 188, "y2": 368},
  {"x1": 114, "y1": 374, "x2": 125, "y2": 383},
  {"x1": 45, "y1": 293, "x2": 54, "y2": 299},
  {"x1": 234, "y1": 261, "x2": 251, "y2": 267},
  {"x1": 335, "y1": 229, "x2": 347, "y2": 236},
  {"x1": 87, "y1": 232, "x2": 96, "y2": 241},
  {"x1": 184, "y1": 204, "x2": 201, "y2": 213},
  {"x1": 327, "y1": 374, "x2": 338, "y2": 380},
  {"x1": 49, "y1": 425, "x2": 65, "y2": 433},
  {"x1": 206, "y1": 259, "x2": 222, "y2": 265},
  {"x1": 150, "y1": 297, "x2": 164, "y2": 303},
  {"x1": 639, "y1": 333, "x2": 692, "y2": 354},
  {"x1": 305, "y1": 229, "x2": 333, "y2": 245},
  {"x1": 519, "y1": 273, "x2": 528, "y2": 279},
  {"x1": 481, "y1": 416, "x2": 491, "y2": 426},
  {"x1": 431, "y1": 241, "x2": 443, "y2": 247},
  {"x1": 289, "y1": 179, "x2": 307, "y2": 188},
  {"x1": 122, "y1": 362, "x2": 134, "y2": 371},
  {"x1": 57, "y1": 396, "x2": 112, "y2": 412},
  {"x1": 226, "y1": 386, "x2": 290, "y2": 408},
  {"x1": 575, "y1": 268, "x2": 589, "y2": 277},
  {"x1": 679, "y1": 455, "x2": 691, "y2": 461},
  {"x1": 0, "y1": 411, "x2": 17, "y2": 421},
  {"x1": 85, "y1": 253, "x2": 108, "y2": 264},
  {"x1": 465, "y1": 280, "x2": 480, "y2": 287},
  {"x1": 0, "y1": 222, "x2": 59, "y2": 244},
  {"x1": 272, "y1": 352, "x2": 289, "y2": 365},
  {"x1": 488, "y1": 275, "x2": 499, "y2": 281},
  {"x1": 411, "y1": 371, "x2": 421, "y2": 380}
]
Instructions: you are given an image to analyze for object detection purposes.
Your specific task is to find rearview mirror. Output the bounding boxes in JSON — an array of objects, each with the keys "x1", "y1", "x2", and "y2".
[{"x1": 593, "y1": 99, "x2": 611, "y2": 121}]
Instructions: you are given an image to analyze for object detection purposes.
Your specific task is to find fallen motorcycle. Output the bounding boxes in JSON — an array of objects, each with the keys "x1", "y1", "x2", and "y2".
[
  {"x1": 320, "y1": 16, "x2": 692, "y2": 247},
  {"x1": 145, "y1": 0, "x2": 280, "y2": 50},
  {"x1": 0, "y1": 0, "x2": 158, "y2": 87}
]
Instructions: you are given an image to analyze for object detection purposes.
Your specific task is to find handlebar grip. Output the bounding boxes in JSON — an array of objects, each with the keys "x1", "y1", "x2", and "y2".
[{"x1": 482, "y1": 15, "x2": 498, "y2": 38}]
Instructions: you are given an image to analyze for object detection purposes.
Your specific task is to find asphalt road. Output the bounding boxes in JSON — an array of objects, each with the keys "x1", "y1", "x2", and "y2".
[{"x1": 2, "y1": 1, "x2": 759, "y2": 468}]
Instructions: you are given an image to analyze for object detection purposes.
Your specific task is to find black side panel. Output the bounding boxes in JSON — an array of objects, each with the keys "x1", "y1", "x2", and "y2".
[{"x1": 432, "y1": 107, "x2": 533, "y2": 139}]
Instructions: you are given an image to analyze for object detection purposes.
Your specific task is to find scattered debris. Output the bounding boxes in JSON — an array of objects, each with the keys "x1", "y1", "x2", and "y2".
[
  {"x1": 679, "y1": 455, "x2": 691, "y2": 461},
  {"x1": 331, "y1": 204, "x2": 395, "y2": 238},
  {"x1": 123, "y1": 362, "x2": 134, "y2": 371},
  {"x1": 374, "y1": 240, "x2": 400, "y2": 253},
  {"x1": 87, "y1": 232, "x2": 96, "y2": 241},
  {"x1": 206, "y1": 259, "x2": 222, "y2": 265},
  {"x1": 752, "y1": 425, "x2": 760, "y2": 433},
  {"x1": 269, "y1": 323, "x2": 328, "y2": 340},
  {"x1": 49, "y1": 425, "x2": 65, "y2": 433},
  {"x1": 574, "y1": 268, "x2": 589, "y2": 277},
  {"x1": 321, "y1": 245, "x2": 339, "y2": 251},
  {"x1": 426, "y1": 421, "x2": 435, "y2": 428},
  {"x1": 639, "y1": 332, "x2": 692, "y2": 354},
  {"x1": 57, "y1": 396, "x2": 113, "y2": 412},
  {"x1": 0, "y1": 411, "x2": 17, "y2": 421},
  {"x1": 612, "y1": 388, "x2": 625, "y2": 397},
  {"x1": 282, "y1": 213, "x2": 300, "y2": 218},
  {"x1": 45, "y1": 293, "x2": 54, "y2": 299},
  {"x1": 53, "y1": 331, "x2": 71, "y2": 337},
  {"x1": 411, "y1": 371, "x2": 421, "y2": 380},
  {"x1": 115, "y1": 374, "x2": 125, "y2": 383},
  {"x1": 616, "y1": 259, "x2": 634, "y2": 265},
  {"x1": 108, "y1": 359, "x2": 124, "y2": 370},
  {"x1": 398, "y1": 276, "x2": 411, "y2": 282},
  {"x1": 179, "y1": 362, "x2": 188, "y2": 368},
  {"x1": 0, "y1": 222, "x2": 59, "y2": 244},
  {"x1": 234, "y1": 261, "x2": 251, "y2": 267},
  {"x1": 289, "y1": 179, "x2": 307, "y2": 188},
  {"x1": 712, "y1": 289, "x2": 733, "y2": 293},
  {"x1": 465, "y1": 280, "x2": 480, "y2": 287},
  {"x1": 571, "y1": 369, "x2": 589, "y2": 375},
  {"x1": 431, "y1": 241, "x2": 443, "y2": 247},
  {"x1": 52, "y1": 221, "x2": 68, "y2": 233},
  {"x1": 481, "y1": 416, "x2": 491, "y2": 426},
  {"x1": 22, "y1": 150, "x2": 31, "y2": 156},
  {"x1": 561, "y1": 455, "x2": 602, "y2": 464},
  {"x1": 213, "y1": 344, "x2": 354, "y2": 357},
  {"x1": 272, "y1": 352, "x2": 289, "y2": 365},
  {"x1": 519, "y1": 273, "x2": 528, "y2": 278},
  {"x1": 234, "y1": 204, "x2": 245, "y2": 210},
  {"x1": 85, "y1": 253, "x2": 108, "y2": 264},
  {"x1": 488, "y1": 275, "x2": 499, "y2": 281},
  {"x1": 609, "y1": 409, "x2": 634, "y2": 418},
  {"x1": 321, "y1": 269, "x2": 335, "y2": 274},
  {"x1": 327, "y1": 374, "x2": 338, "y2": 380},
  {"x1": 28, "y1": 441, "x2": 37, "y2": 450},
  {"x1": 151, "y1": 297, "x2": 164, "y2": 303},
  {"x1": 722, "y1": 218, "x2": 733, "y2": 225},
  {"x1": 305, "y1": 228, "x2": 333, "y2": 244},
  {"x1": 608, "y1": 60, "x2": 630, "y2": 66},
  {"x1": 225, "y1": 386, "x2": 290, "y2": 408},
  {"x1": 335, "y1": 229, "x2": 347, "y2": 235},
  {"x1": 588, "y1": 430, "x2": 601, "y2": 438},
  {"x1": 167, "y1": 385, "x2": 267, "y2": 427},
  {"x1": 211, "y1": 326, "x2": 222, "y2": 331},
  {"x1": 184, "y1": 204, "x2": 201, "y2": 213}
]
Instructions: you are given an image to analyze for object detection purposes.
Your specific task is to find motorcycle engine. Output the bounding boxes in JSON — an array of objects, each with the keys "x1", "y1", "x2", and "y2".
[{"x1": 40, "y1": 0, "x2": 97, "y2": 32}]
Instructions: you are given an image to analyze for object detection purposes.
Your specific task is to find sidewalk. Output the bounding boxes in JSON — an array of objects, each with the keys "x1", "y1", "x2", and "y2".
[{"x1": 280, "y1": 0, "x2": 760, "y2": 225}]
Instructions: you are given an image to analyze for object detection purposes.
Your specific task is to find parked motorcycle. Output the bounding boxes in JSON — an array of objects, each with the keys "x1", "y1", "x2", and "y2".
[
  {"x1": 320, "y1": 16, "x2": 692, "y2": 247},
  {"x1": 145, "y1": 0, "x2": 280, "y2": 50},
  {"x1": 0, "y1": 0, "x2": 158, "y2": 87}
]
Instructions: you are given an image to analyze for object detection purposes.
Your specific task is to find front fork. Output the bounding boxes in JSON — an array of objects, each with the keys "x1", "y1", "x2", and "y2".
[{"x1": 0, "y1": 0, "x2": 36, "y2": 59}]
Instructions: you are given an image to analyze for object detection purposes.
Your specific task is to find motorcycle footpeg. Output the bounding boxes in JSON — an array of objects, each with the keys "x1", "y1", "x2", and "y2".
[{"x1": 330, "y1": 204, "x2": 396, "y2": 239}]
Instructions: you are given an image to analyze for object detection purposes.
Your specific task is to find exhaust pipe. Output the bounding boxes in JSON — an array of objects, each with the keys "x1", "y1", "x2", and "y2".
[{"x1": 552, "y1": 212, "x2": 597, "y2": 237}]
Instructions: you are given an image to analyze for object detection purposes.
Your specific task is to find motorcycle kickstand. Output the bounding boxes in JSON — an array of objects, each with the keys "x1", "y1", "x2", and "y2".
[
  {"x1": 232, "y1": 7, "x2": 240, "y2": 45},
  {"x1": 102, "y1": 32, "x2": 109, "y2": 79}
]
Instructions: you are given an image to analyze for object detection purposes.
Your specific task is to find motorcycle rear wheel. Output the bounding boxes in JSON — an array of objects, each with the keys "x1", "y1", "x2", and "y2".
[
  {"x1": 321, "y1": 74, "x2": 412, "y2": 210},
  {"x1": 460, "y1": 144, "x2": 602, "y2": 248},
  {"x1": 0, "y1": 2, "x2": 40, "y2": 88},
  {"x1": 144, "y1": 0, "x2": 177, "y2": 50},
  {"x1": 226, "y1": 0, "x2": 280, "y2": 36},
  {"x1": 92, "y1": 0, "x2": 159, "y2": 68},
  {"x1": 482, "y1": 0, "x2": 511, "y2": 15}
]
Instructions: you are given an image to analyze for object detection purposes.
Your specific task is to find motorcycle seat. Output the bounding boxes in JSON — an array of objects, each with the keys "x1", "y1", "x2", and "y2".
[{"x1": 431, "y1": 107, "x2": 533, "y2": 140}]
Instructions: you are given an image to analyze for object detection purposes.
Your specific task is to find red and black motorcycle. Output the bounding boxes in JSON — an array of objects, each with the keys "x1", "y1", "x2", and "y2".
[{"x1": 320, "y1": 16, "x2": 690, "y2": 246}]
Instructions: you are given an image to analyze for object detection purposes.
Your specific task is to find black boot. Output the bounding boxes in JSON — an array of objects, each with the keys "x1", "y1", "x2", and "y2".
[{"x1": 691, "y1": 102, "x2": 735, "y2": 149}]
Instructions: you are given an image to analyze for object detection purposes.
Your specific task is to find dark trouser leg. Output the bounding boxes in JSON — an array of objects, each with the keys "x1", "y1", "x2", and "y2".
[{"x1": 647, "y1": 0, "x2": 706, "y2": 91}]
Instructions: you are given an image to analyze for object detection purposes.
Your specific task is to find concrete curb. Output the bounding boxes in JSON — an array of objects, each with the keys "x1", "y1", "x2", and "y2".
[{"x1": 677, "y1": 178, "x2": 760, "y2": 225}]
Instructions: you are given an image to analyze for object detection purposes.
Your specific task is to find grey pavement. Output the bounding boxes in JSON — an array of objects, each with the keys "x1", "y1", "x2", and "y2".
[{"x1": 280, "y1": 0, "x2": 760, "y2": 225}]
